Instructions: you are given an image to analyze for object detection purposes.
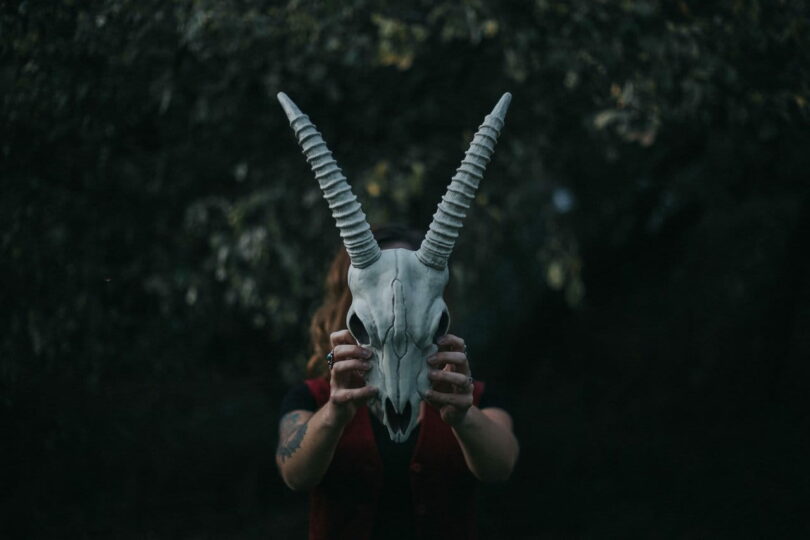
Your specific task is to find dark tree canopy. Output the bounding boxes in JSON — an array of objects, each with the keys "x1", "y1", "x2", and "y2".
[{"x1": 2, "y1": 0, "x2": 808, "y2": 537}]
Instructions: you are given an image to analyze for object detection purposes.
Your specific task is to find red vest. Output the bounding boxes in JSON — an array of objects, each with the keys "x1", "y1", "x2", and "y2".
[{"x1": 304, "y1": 378, "x2": 485, "y2": 540}]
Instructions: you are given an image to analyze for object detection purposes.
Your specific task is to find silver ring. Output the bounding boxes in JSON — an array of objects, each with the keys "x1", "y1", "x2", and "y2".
[{"x1": 327, "y1": 351, "x2": 335, "y2": 370}]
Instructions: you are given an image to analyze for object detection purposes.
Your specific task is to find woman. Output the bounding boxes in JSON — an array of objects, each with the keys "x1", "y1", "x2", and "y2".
[{"x1": 276, "y1": 225, "x2": 519, "y2": 540}]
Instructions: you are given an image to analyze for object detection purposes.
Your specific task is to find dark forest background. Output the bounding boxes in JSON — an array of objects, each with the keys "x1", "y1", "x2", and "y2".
[{"x1": 3, "y1": 0, "x2": 809, "y2": 537}]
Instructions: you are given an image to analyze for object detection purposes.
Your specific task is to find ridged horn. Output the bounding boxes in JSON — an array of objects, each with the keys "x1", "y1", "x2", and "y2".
[
  {"x1": 277, "y1": 92, "x2": 381, "y2": 268},
  {"x1": 416, "y1": 92, "x2": 511, "y2": 270}
]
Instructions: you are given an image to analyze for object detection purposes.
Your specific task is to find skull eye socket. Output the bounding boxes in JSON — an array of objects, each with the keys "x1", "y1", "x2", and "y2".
[
  {"x1": 433, "y1": 310, "x2": 450, "y2": 343},
  {"x1": 349, "y1": 313, "x2": 370, "y2": 345}
]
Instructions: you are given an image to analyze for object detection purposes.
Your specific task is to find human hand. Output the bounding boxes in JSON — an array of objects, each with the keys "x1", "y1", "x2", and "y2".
[
  {"x1": 425, "y1": 334, "x2": 474, "y2": 426},
  {"x1": 327, "y1": 329, "x2": 378, "y2": 423}
]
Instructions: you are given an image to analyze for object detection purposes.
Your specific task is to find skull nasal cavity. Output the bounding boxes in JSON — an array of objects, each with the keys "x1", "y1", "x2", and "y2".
[
  {"x1": 392, "y1": 279, "x2": 408, "y2": 358},
  {"x1": 349, "y1": 313, "x2": 369, "y2": 345}
]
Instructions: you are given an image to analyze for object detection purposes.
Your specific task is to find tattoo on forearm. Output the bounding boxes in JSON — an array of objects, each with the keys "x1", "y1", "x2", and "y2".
[{"x1": 277, "y1": 412, "x2": 308, "y2": 462}]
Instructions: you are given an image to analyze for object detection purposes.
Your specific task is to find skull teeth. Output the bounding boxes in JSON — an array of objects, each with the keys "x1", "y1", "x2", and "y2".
[{"x1": 385, "y1": 399, "x2": 412, "y2": 434}]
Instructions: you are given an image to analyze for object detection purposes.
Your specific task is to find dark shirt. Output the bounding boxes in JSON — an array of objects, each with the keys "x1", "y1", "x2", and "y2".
[{"x1": 279, "y1": 383, "x2": 503, "y2": 540}]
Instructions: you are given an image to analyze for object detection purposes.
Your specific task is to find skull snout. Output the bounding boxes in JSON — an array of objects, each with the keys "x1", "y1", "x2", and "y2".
[
  {"x1": 382, "y1": 344, "x2": 424, "y2": 408},
  {"x1": 376, "y1": 342, "x2": 428, "y2": 442}
]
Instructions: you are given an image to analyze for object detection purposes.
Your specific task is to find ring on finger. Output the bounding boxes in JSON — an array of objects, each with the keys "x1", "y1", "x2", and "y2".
[{"x1": 327, "y1": 350, "x2": 335, "y2": 370}]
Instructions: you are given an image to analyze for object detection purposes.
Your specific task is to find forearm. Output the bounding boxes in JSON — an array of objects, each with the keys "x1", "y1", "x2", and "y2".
[
  {"x1": 452, "y1": 406, "x2": 519, "y2": 482},
  {"x1": 276, "y1": 403, "x2": 351, "y2": 491}
]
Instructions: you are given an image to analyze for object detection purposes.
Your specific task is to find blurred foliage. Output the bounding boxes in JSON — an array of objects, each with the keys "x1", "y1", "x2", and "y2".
[{"x1": 2, "y1": 0, "x2": 809, "y2": 537}]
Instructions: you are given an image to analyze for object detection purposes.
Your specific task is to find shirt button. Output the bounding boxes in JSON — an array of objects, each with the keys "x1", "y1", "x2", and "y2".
[{"x1": 410, "y1": 462, "x2": 422, "y2": 473}]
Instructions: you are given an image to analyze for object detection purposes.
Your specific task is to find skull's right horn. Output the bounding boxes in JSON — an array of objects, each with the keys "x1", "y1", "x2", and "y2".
[
  {"x1": 277, "y1": 92, "x2": 381, "y2": 268},
  {"x1": 416, "y1": 92, "x2": 511, "y2": 271}
]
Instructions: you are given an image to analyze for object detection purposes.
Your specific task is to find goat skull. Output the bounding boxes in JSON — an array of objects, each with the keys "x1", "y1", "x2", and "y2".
[{"x1": 278, "y1": 91, "x2": 511, "y2": 442}]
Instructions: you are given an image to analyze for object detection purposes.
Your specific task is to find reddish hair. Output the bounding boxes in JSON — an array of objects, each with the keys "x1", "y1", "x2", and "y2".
[{"x1": 307, "y1": 245, "x2": 352, "y2": 379}]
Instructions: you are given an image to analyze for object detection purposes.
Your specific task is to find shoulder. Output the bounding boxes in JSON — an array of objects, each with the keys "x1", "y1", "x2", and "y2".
[
  {"x1": 477, "y1": 380, "x2": 510, "y2": 412},
  {"x1": 477, "y1": 380, "x2": 514, "y2": 429},
  {"x1": 303, "y1": 377, "x2": 331, "y2": 406},
  {"x1": 279, "y1": 381, "x2": 318, "y2": 417}
]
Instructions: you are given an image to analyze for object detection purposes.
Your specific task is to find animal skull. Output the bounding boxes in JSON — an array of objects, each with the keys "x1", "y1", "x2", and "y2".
[{"x1": 278, "y1": 92, "x2": 511, "y2": 442}]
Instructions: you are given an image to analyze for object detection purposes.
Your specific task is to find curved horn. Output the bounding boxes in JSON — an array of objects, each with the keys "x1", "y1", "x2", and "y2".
[
  {"x1": 416, "y1": 92, "x2": 511, "y2": 270},
  {"x1": 277, "y1": 92, "x2": 380, "y2": 268}
]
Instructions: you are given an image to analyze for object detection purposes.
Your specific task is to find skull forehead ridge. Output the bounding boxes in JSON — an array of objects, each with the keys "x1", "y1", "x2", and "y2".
[{"x1": 347, "y1": 249, "x2": 449, "y2": 349}]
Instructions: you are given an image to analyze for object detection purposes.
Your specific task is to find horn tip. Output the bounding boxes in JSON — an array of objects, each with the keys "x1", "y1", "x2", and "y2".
[
  {"x1": 276, "y1": 91, "x2": 302, "y2": 122},
  {"x1": 493, "y1": 92, "x2": 512, "y2": 118}
]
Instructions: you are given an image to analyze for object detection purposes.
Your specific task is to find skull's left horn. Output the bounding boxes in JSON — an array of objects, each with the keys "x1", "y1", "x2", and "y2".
[
  {"x1": 278, "y1": 92, "x2": 380, "y2": 268},
  {"x1": 416, "y1": 92, "x2": 511, "y2": 270}
]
